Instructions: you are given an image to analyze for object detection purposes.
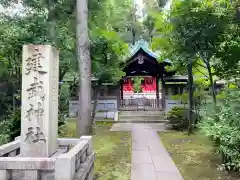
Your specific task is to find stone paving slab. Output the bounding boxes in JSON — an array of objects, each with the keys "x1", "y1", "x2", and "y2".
[
  {"x1": 132, "y1": 150, "x2": 152, "y2": 164},
  {"x1": 156, "y1": 171, "x2": 184, "y2": 180},
  {"x1": 152, "y1": 155, "x2": 180, "y2": 172},
  {"x1": 132, "y1": 140, "x2": 148, "y2": 150},
  {"x1": 130, "y1": 124, "x2": 184, "y2": 180},
  {"x1": 131, "y1": 163, "x2": 157, "y2": 180},
  {"x1": 110, "y1": 123, "x2": 134, "y2": 131},
  {"x1": 110, "y1": 122, "x2": 183, "y2": 179}
]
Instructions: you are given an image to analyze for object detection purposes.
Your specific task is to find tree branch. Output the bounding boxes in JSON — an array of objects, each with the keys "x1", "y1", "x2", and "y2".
[
  {"x1": 194, "y1": 67, "x2": 209, "y2": 79},
  {"x1": 195, "y1": 62, "x2": 207, "y2": 69}
]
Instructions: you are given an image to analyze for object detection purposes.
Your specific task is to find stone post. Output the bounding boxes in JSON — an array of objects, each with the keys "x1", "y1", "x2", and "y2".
[
  {"x1": 55, "y1": 154, "x2": 75, "y2": 180},
  {"x1": 20, "y1": 45, "x2": 59, "y2": 157},
  {"x1": 81, "y1": 136, "x2": 94, "y2": 179},
  {"x1": 0, "y1": 170, "x2": 12, "y2": 180}
]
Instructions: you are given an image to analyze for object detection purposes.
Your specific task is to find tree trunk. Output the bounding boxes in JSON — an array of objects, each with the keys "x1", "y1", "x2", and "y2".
[
  {"x1": 205, "y1": 61, "x2": 216, "y2": 106},
  {"x1": 47, "y1": 0, "x2": 56, "y2": 45},
  {"x1": 132, "y1": 1, "x2": 136, "y2": 45},
  {"x1": 149, "y1": 31, "x2": 153, "y2": 43},
  {"x1": 76, "y1": 0, "x2": 92, "y2": 136},
  {"x1": 188, "y1": 59, "x2": 194, "y2": 135},
  {"x1": 132, "y1": 28, "x2": 136, "y2": 45}
]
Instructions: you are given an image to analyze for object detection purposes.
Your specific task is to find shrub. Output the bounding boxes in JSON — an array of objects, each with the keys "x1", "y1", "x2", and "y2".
[
  {"x1": 165, "y1": 106, "x2": 189, "y2": 130},
  {"x1": 58, "y1": 82, "x2": 70, "y2": 135},
  {"x1": 199, "y1": 88, "x2": 240, "y2": 171},
  {"x1": 0, "y1": 107, "x2": 21, "y2": 144},
  {"x1": 0, "y1": 82, "x2": 70, "y2": 144}
]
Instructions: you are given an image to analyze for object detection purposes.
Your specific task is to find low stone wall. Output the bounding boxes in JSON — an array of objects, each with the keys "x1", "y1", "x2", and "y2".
[
  {"x1": 69, "y1": 99, "x2": 118, "y2": 117},
  {"x1": 123, "y1": 92, "x2": 162, "y2": 99},
  {"x1": 165, "y1": 99, "x2": 186, "y2": 112},
  {"x1": 0, "y1": 136, "x2": 95, "y2": 180},
  {"x1": 95, "y1": 111, "x2": 118, "y2": 120}
]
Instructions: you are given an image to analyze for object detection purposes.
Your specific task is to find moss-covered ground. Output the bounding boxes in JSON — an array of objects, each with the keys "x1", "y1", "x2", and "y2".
[
  {"x1": 159, "y1": 131, "x2": 238, "y2": 180},
  {"x1": 61, "y1": 120, "x2": 131, "y2": 180}
]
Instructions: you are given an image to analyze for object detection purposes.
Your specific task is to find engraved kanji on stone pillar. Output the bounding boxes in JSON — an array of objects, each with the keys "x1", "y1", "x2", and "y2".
[{"x1": 21, "y1": 45, "x2": 59, "y2": 157}]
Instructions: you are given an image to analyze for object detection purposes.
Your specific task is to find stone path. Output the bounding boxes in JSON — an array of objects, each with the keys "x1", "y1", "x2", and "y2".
[{"x1": 111, "y1": 123, "x2": 184, "y2": 180}]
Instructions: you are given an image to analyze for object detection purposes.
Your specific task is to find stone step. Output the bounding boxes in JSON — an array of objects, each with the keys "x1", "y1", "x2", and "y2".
[
  {"x1": 119, "y1": 115, "x2": 164, "y2": 121},
  {"x1": 116, "y1": 120, "x2": 167, "y2": 123},
  {"x1": 120, "y1": 114, "x2": 164, "y2": 118},
  {"x1": 120, "y1": 112, "x2": 165, "y2": 117},
  {"x1": 120, "y1": 114, "x2": 165, "y2": 118},
  {"x1": 120, "y1": 110, "x2": 164, "y2": 115}
]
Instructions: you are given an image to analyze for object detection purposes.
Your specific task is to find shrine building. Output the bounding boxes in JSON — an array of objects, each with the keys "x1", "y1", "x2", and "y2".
[
  {"x1": 119, "y1": 39, "x2": 188, "y2": 111},
  {"x1": 68, "y1": 39, "x2": 188, "y2": 117}
]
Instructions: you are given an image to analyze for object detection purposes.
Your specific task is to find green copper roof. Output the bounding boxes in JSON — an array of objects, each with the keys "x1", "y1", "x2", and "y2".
[{"x1": 128, "y1": 39, "x2": 172, "y2": 64}]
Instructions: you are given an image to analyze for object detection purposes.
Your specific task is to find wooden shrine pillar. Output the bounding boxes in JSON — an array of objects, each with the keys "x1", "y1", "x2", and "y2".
[
  {"x1": 120, "y1": 79, "x2": 124, "y2": 100},
  {"x1": 119, "y1": 79, "x2": 124, "y2": 108},
  {"x1": 161, "y1": 77, "x2": 166, "y2": 110},
  {"x1": 160, "y1": 62, "x2": 166, "y2": 110},
  {"x1": 156, "y1": 77, "x2": 160, "y2": 108}
]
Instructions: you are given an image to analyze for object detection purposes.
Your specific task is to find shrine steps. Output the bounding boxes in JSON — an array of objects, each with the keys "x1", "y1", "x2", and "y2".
[{"x1": 118, "y1": 111, "x2": 166, "y2": 123}]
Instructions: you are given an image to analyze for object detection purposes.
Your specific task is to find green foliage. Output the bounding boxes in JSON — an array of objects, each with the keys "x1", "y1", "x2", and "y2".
[
  {"x1": 58, "y1": 82, "x2": 70, "y2": 135},
  {"x1": 228, "y1": 83, "x2": 238, "y2": 89},
  {"x1": 216, "y1": 91, "x2": 226, "y2": 100},
  {"x1": 171, "y1": 93, "x2": 188, "y2": 104},
  {"x1": 133, "y1": 77, "x2": 142, "y2": 93},
  {"x1": 214, "y1": 20, "x2": 240, "y2": 79},
  {"x1": 0, "y1": 107, "x2": 21, "y2": 144},
  {"x1": 0, "y1": 82, "x2": 69, "y2": 143},
  {"x1": 0, "y1": 0, "x2": 132, "y2": 140},
  {"x1": 165, "y1": 107, "x2": 189, "y2": 131},
  {"x1": 200, "y1": 88, "x2": 240, "y2": 171},
  {"x1": 168, "y1": 0, "x2": 230, "y2": 58},
  {"x1": 90, "y1": 30, "x2": 127, "y2": 84},
  {"x1": 152, "y1": 0, "x2": 240, "y2": 136}
]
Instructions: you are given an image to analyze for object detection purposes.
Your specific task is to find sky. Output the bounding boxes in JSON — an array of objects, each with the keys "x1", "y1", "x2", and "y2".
[
  {"x1": 134, "y1": 0, "x2": 145, "y2": 18},
  {"x1": 0, "y1": 5, "x2": 3, "y2": 12},
  {"x1": 0, "y1": 3, "x2": 24, "y2": 15},
  {"x1": 165, "y1": 0, "x2": 172, "y2": 10},
  {"x1": 134, "y1": 0, "x2": 172, "y2": 19}
]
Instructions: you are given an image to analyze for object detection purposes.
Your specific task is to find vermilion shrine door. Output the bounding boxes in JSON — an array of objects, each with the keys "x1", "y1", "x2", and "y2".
[
  {"x1": 142, "y1": 77, "x2": 156, "y2": 93},
  {"x1": 123, "y1": 78, "x2": 133, "y2": 93}
]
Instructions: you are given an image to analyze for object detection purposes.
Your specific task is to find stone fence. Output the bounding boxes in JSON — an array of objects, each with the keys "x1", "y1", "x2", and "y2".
[
  {"x1": 165, "y1": 99, "x2": 186, "y2": 112},
  {"x1": 0, "y1": 136, "x2": 95, "y2": 180},
  {"x1": 0, "y1": 139, "x2": 20, "y2": 157},
  {"x1": 69, "y1": 99, "x2": 118, "y2": 117}
]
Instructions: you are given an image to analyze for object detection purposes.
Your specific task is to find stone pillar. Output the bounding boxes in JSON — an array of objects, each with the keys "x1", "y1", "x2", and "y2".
[
  {"x1": 23, "y1": 170, "x2": 39, "y2": 180},
  {"x1": 0, "y1": 170, "x2": 12, "y2": 180},
  {"x1": 20, "y1": 45, "x2": 59, "y2": 157},
  {"x1": 156, "y1": 77, "x2": 160, "y2": 108},
  {"x1": 55, "y1": 154, "x2": 75, "y2": 180}
]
